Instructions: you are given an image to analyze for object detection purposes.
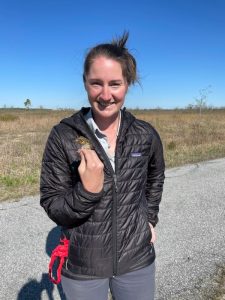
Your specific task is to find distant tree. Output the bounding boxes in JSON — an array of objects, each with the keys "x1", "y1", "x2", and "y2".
[
  {"x1": 24, "y1": 99, "x2": 31, "y2": 109},
  {"x1": 194, "y1": 85, "x2": 212, "y2": 115},
  {"x1": 186, "y1": 104, "x2": 194, "y2": 110}
]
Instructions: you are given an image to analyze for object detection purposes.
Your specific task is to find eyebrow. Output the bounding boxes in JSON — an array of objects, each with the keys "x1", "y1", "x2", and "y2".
[
  {"x1": 110, "y1": 80, "x2": 123, "y2": 84},
  {"x1": 87, "y1": 79, "x2": 123, "y2": 84}
]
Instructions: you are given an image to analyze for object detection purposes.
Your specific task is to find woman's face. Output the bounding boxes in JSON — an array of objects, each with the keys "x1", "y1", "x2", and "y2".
[{"x1": 84, "y1": 56, "x2": 128, "y2": 121}]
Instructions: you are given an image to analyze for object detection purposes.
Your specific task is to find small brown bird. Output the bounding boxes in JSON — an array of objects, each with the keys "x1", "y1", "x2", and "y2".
[{"x1": 75, "y1": 136, "x2": 93, "y2": 150}]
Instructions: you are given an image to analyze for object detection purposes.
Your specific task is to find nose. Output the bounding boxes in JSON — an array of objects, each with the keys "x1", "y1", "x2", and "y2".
[{"x1": 100, "y1": 86, "x2": 111, "y2": 101}]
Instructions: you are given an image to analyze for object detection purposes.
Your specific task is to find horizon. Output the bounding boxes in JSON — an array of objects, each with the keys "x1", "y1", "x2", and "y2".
[{"x1": 1, "y1": 103, "x2": 225, "y2": 111}]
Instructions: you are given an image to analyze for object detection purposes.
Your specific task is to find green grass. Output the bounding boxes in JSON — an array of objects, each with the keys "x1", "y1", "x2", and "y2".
[{"x1": 0, "y1": 174, "x2": 38, "y2": 187}]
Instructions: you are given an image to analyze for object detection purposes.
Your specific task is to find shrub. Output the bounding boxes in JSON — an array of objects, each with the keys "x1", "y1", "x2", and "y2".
[
  {"x1": 0, "y1": 114, "x2": 19, "y2": 121},
  {"x1": 167, "y1": 141, "x2": 176, "y2": 151}
]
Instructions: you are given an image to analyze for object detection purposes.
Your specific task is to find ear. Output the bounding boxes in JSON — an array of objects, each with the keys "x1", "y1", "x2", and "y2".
[
  {"x1": 125, "y1": 82, "x2": 129, "y2": 94},
  {"x1": 83, "y1": 75, "x2": 88, "y2": 91}
]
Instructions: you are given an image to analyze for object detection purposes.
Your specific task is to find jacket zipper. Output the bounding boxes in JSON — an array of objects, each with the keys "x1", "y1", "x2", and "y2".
[
  {"x1": 113, "y1": 174, "x2": 118, "y2": 276},
  {"x1": 80, "y1": 114, "x2": 119, "y2": 276}
]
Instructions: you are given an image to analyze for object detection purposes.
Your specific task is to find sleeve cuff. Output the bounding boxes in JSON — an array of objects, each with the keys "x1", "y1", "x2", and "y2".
[{"x1": 76, "y1": 182, "x2": 104, "y2": 202}]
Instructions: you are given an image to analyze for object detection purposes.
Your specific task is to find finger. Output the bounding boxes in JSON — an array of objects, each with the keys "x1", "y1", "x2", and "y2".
[
  {"x1": 80, "y1": 149, "x2": 102, "y2": 167},
  {"x1": 80, "y1": 149, "x2": 97, "y2": 159},
  {"x1": 149, "y1": 223, "x2": 156, "y2": 244},
  {"x1": 78, "y1": 151, "x2": 86, "y2": 173},
  {"x1": 150, "y1": 232, "x2": 156, "y2": 243},
  {"x1": 151, "y1": 234, "x2": 156, "y2": 244}
]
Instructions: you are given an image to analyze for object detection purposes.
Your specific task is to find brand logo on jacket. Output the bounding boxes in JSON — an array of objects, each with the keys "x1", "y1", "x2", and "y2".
[{"x1": 131, "y1": 152, "x2": 142, "y2": 157}]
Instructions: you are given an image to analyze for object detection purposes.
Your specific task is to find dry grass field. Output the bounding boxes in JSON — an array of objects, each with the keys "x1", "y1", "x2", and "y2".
[{"x1": 1, "y1": 108, "x2": 225, "y2": 202}]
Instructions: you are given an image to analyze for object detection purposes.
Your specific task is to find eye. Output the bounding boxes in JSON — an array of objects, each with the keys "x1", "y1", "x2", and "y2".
[
  {"x1": 89, "y1": 81, "x2": 102, "y2": 88},
  {"x1": 91, "y1": 82, "x2": 101, "y2": 86},
  {"x1": 110, "y1": 82, "x2": 122, "y2": 88}
]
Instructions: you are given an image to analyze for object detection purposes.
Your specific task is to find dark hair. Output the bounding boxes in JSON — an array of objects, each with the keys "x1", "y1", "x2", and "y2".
[{"x1": 83, "y1": 32, "x2": 138, "y2": 86}]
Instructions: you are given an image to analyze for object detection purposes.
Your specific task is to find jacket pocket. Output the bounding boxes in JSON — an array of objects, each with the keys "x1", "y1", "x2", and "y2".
[
  {"x1": 139, "y1": 203, "x2": 152, "y2": 244},
  {"x1": 67, "y1": 228, "x2": 78, "y2": 265}
]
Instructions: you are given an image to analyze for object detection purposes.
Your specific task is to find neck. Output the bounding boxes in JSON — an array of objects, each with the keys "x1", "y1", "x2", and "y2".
[{"x1": 92, "y1": 111, "x2": 120, "y2": 132}]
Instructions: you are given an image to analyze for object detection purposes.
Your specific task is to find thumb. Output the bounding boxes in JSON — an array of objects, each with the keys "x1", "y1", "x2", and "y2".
[{"x1": 78, "y1": 151, "x2": 86, "y2": 174}]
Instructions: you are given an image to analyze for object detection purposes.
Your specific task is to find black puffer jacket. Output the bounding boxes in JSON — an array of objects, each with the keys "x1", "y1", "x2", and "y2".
[{"x1": 40, "y1": 107, "x2": 165, "y2": 279}]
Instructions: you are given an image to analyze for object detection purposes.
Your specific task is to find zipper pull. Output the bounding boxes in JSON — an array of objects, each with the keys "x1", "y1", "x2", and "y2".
[{"x1": 113, "y1": 175, "x2": 118, "y2": 192}]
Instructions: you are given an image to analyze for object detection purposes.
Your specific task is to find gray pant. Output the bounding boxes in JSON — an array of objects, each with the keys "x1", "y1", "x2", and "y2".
[{"x1": 61, "y1": 262, "x2": 155, "y2": 300}]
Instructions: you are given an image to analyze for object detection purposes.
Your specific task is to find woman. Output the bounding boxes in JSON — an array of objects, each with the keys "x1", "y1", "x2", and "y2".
[{"x1": 40, "y1": 32, "x2": 165, "y2": 300}]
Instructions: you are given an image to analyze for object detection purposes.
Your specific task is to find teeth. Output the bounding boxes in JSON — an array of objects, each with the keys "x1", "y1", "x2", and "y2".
[{"x1": 98, "y1": 101, "x2": 115, "y2": 107}]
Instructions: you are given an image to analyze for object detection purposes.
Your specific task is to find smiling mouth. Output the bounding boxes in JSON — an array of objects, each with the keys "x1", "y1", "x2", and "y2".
[{"x1": 97, "y1": 101, "x2": 116, "y2": 107}]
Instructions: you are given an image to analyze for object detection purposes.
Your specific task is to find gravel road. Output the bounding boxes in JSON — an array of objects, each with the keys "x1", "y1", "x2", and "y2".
[{"x1": 0, "y1": 158, "x2": 224, "y2": 300}]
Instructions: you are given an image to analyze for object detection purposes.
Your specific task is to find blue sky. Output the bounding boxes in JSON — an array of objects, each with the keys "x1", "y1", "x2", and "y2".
[{"x1": 0, "y1": 0, "x2": 225, "y2": 109}]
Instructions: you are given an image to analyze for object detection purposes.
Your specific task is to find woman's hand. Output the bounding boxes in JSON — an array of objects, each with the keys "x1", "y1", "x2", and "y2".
[
  {"x1": 78, "y1": 149, "x2": 104, "y2": 193},
  {"x1": 149, "y1": 223, "x2": 156, "y2": 244}
]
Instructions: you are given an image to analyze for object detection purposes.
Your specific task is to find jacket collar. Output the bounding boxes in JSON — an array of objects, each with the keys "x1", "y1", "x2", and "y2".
[
  {"x1": 60, "y1": 107, "x2": 136, "y2": 172},
  {"x1": 60, "y1": 107, "x2": 135, "y2": 137}
]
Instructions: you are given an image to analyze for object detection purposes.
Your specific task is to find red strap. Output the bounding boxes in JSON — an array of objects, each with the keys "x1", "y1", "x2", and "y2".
[{"x1": 48, "y1": 238, "x2": 69, "y2": 284}]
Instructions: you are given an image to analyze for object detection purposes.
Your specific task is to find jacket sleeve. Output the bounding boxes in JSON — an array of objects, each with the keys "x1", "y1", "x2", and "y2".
[
  {"x1": 40, "y1": 126, "x2": 103, "y2": 227},
  {"x1": 145, "y1": 130, "x2": 165, "y2": 227}
]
